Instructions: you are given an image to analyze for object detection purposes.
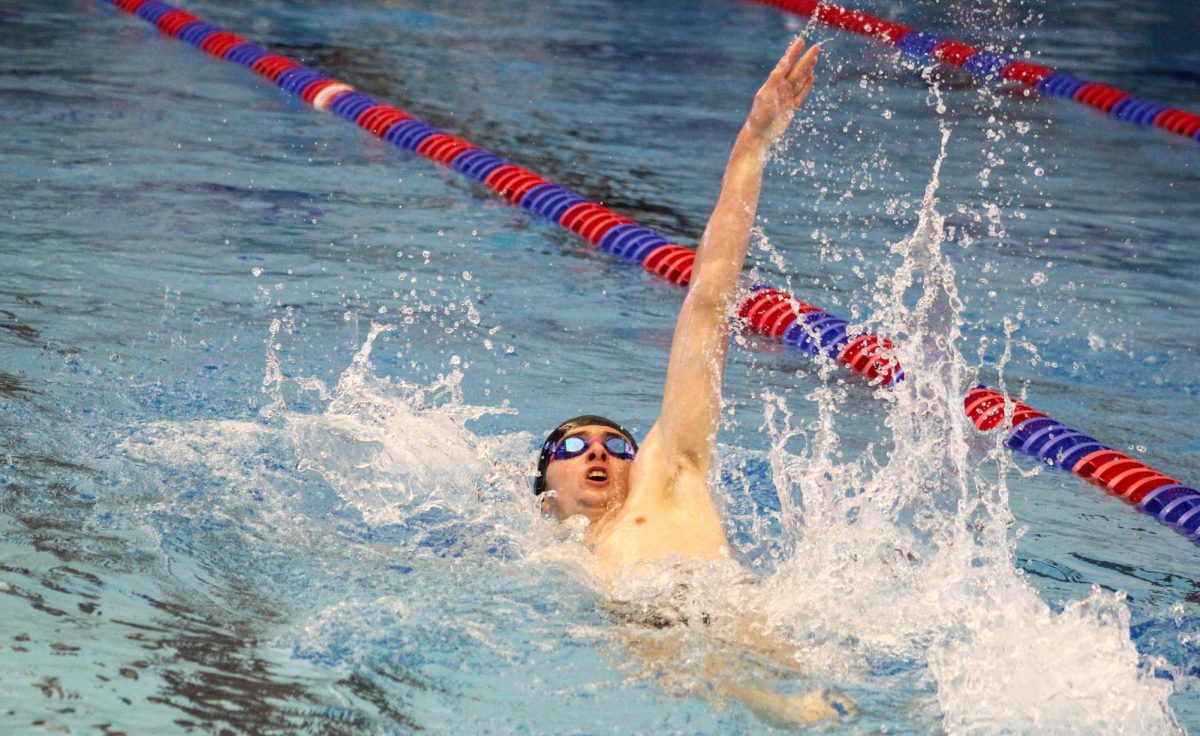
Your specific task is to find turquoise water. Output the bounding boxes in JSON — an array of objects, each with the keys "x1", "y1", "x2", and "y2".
[{"x1": 2, "y1": 0, "x2": 1198, "y2": 732}]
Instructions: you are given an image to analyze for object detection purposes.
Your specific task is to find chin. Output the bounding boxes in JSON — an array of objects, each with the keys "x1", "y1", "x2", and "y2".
[{"x1": 578, "y1": 489, "x2": 614, "y2": 509}]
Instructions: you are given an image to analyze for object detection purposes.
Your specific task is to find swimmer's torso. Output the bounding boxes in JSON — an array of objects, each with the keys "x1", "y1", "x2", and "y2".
[{"x1": 587, "y1": 425, "x2": 730, "y2": 572}]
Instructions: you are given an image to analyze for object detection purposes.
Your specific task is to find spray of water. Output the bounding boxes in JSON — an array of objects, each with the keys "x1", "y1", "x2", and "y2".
[{"x1": 753, "y1": 110, "x2": 1181, "y2": 731}]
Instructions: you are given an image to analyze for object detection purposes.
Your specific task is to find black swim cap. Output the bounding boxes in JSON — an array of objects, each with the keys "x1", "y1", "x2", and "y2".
[{"x1": 534, "y1": 415, "x2": 639, "y2": 496}]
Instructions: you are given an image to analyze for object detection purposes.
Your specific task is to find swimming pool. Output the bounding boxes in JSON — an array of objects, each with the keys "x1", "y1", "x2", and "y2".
[{"x1": 2, "y1": 0, "x2": 1198, "y2": 732}]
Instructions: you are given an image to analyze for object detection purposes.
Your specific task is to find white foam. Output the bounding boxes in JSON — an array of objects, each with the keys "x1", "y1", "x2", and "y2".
[
  {"x1": 747, "y1": 116, "x2": 1182, "y2": 732},
  {"x1": 278, "y1": 322, "x2": 524, "y2": 527}
]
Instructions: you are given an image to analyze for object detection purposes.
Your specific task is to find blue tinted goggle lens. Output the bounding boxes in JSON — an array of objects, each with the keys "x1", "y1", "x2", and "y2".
[{"x1": 553, "y1": 435, "x2": 635, "y2": 460}]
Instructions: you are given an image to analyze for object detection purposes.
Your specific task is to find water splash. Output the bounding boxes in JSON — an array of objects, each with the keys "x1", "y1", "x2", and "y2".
[
  {"x1": 756, "y1": 117, "x2": 1181, "y2": 731},
  {"x1": 121, "y1": 317, "x2": 556, "y2": 576},
  {"x1": 281, "y1": 322, "x2": 512, "y2": 526}
]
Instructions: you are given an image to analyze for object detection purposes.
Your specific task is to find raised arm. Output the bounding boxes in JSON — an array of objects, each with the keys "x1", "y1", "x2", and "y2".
[{"x1": 652, "y1": 38, "x2": 820, "y2": 473}]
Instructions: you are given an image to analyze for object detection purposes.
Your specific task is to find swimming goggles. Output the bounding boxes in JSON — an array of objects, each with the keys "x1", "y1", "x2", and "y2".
[{"x1": 551, "y1": 434, "x2": 636, "y2": 461}]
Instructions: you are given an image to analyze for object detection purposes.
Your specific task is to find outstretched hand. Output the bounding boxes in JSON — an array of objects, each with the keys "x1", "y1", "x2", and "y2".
[{"x1": 745, "y1": 38, "x2": 821, "y2": 147}]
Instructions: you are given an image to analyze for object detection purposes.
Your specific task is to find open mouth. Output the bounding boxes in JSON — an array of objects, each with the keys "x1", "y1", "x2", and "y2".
[{"x1": 586, "y1": 469, "x2": 609, "y2": 483}]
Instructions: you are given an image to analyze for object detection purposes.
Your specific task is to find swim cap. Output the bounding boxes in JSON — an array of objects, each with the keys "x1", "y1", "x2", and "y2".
[{"x1": 534, "y1": 415, "x2": 639, "y2": 496}]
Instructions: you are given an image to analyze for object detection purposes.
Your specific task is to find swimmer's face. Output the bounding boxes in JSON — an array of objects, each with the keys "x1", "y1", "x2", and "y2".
[{"x1": 541, "y1": 425, "x2": 634, "y2": 524}]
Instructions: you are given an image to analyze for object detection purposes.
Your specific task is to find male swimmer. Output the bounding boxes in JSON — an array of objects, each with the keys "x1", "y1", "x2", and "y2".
[
  {"x1": 534, "y1": 38, "x2": 821, "y2": 574},
  {"x1": 532, "y1": 40, "x2": 850, "y2": 724}
]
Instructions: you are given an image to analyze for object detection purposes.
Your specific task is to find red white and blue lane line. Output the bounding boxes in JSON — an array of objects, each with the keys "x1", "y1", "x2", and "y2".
[
  {"x1": 965, "y1": 388, "x2": 1200, "y2": 542},
  {"x1": 753, "y1": 0, "x2": 1200, "y2": 144},
  {"x1": 96, "y1": 0, "x2": 1198, "y2": 544}
]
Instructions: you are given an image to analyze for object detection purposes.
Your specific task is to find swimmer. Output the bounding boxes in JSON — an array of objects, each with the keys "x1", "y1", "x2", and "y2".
[
  {"x1": 535, "y1": 37, "x2": 821, "y2": 572},
  {"x1": 532, "y1": 38, "x2": 848, "y2": 727}
]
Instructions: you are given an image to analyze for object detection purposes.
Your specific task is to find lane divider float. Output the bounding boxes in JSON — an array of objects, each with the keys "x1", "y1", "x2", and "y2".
[
  {"x1": 752, "y1": 0, "x2": 1200, "y2": 144},
  {"x1": 97, "y1": 0, "x2": 1197, "y2": 544},
  {"x1": 966, "y1": 387, "x2": 1200, "y2": 542}
]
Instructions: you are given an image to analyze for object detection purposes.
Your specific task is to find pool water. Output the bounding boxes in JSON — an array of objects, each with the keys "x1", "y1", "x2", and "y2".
[{"x1": 1, "y1": 0, "x2": 1198, "y2": 732}]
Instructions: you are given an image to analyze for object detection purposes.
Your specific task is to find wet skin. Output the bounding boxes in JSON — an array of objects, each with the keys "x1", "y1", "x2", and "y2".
[{"x1": 540, "y1": 425, "x2": 634, "y2": 524}]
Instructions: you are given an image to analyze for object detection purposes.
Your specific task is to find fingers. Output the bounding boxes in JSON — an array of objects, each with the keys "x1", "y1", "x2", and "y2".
[
  {"x1": 783, "y1": 44, "x2": 818, "y2": 108},
  {"x1": 747, "y1": 38, "x2": 820, "y2": 143},
  {"x1": 773, "y1": 36, "x2": 806, "y2": 75},
  {"x1": 785, "y1": 43, "x2": 820, "y2": 85},
  {"x1": 784, "y1": 36, "x2": 807, "y2": 66}
]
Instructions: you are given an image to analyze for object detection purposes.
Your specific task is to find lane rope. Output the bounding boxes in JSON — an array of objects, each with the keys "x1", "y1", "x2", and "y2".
[
  {"x1": 753, "y1": 0, "x2": 1200, "y2": 144},
  {"x1": 95, "y1": 0, "x2": 1199, "y2": 544},
  {"x1": 966, "y1": 388, "x2": 1200, "y2": 541}
]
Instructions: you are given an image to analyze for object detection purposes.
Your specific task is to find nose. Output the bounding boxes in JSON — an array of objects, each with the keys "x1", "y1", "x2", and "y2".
[{"x1": 584, "y1": 437, "x2": 608, "y2": 460}]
